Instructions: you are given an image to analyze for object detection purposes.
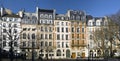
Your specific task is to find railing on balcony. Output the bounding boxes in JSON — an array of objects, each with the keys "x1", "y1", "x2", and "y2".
[
  {"x1": 71, "y1": 44, "x2": 87, "y2": 47},
  {"x1": 20, "y1": 45, "x2": 39, "y2": 49}
]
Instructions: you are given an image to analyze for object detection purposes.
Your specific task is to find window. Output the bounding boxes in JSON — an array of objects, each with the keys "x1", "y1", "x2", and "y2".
[
  {"x1": 9, "y1": 29, "x2": 11, "y2": 33},
  {"x1": 62, "y1": 34, "x2": 64, "y2": 40},
  {"x1": 3, "y1": 41, "x2": 6, "y2": 47},
  {"x1": 49, "y1": 15, "x2": 52, "y2": 19},
  {"x1": 72, "y1": 27, "x2": 74, "y2": 32},
  {"x1": 62, "y1": 27, "x2": 64, "y2": 32},
  {"x1": 23, "y1": 33, "x2": 26, "y2": 39},
  {"x1": 62, "y1": 42, "x2": 64, "y2": 48},
  {"x1": 41, "y1": 41, "x2": 44, "y2": 47},
  {"x1": 45, "y1": 34, "x2": 48, "y2": 39},
  {"x1": 72, "y1": 40, "x2": 74, "y2": 44},
  {"x1": 49, "y1": 34, "x2": 52, "y2": 39},
  {"x1": 3, "y1": 23, "x2": 6, "y2": 27},
  {"x1": 28, "y1": 34, "x2": 30, "y2": 39},
  {"x1": 14, "y1": 29, "x2": 17, "y2": 33},
  {"x1": 61, "y1": 22, "x2": 64, "y2": 25},
  {"x1": 40, "y1": 14, "x2": 43, "y2": 18},
  {"x1": 66, "y1": 22, "x2": 68, "y2": 26},
  {"x1": 66, "y1": 28, "x2": 68, "y2": 32},
  {"x1": 89, "y1": 22, "x2": 92, "y2": 26},
  {"x1": 32, "y1": 28, "x2": 36, "y2": 31},
  {"x1": 57, "y1": 34, "x2": 60, "y2": 40},
  {"x1": 57, "y1": 42, "x2": 60, "y2": 48},
  {"x1": 3, "y1": 29, "x2": 6, "y2": 33},
  {"x1": 66, "y1": 35, "x2": 68, "y2": 40},
  {"x1": 45, "y1": 42, "x2": 48, "y2": 46},
  {"x1": 77, "y1": 34, "x2": 79, "y2": 38},
  {"x1": 77, "y1": 28, "x2": 80, "y2": 32},
  {"x1": 100, "y1": 22, "x2": 103, "y2": 25},
  {"x1": 66, "y1": 42, "x2": 69, "y2": 48},
  {"x1": 23, "y1": 28, "x2": 27, "y2": 31},
  {"x1": 82, "y1": 34, "x2": 84, "y2": 39},
  {"x1": 93, "y1": 22, "x2": 95, "y2": 26},
  {"x1": 57, "y1": 50, "x2": 61, "y2": 56},
  {"x1": 14, "y1": 42, "x2": 18, "y2": 47},
  {"x1": 41, "y1": 26, "x2": 43, "y2": 31},
  {"x1": 90, "y1": 35, "x2": 92, "y2": 40},
  {"x1": 41, "y1": 34, "x2": 43, "y2": 39},
  {"x1": 49, "y1": 27, "x2": 52, "y2": 32},
  {"x1": 57, "y1": 27, "x2": 59, "y2": 32},
  {"x1": 45, "y1": 27, "x2": 47, "y2": 32},
  {"x1": 32, "y1": 33, "x2": 35, "y2": 39},
  {"x1": 23, "y1": 41, "x2": 26, "y2": 47},
  {"x1": 28, "y1": 28, "x2": 30, "y2": 31},
  {"x1": 14, "y1": 24, "x2": 17, "y2": 27},
  {"x1": 3, "y1": 35, "x2": 6, "y2": 40},
  {"x1": 77, "y1": 40, "x2": 79, "y2": 45},
  {"x1": 56, "y1": 22, "x2": 59, "y2": 25},
  {"x1": 82, "y1": 28, "x2": 84, "y2": 32},
  {"x1": 9, "y1": 24, "x2": 11, "y2": 27},
  {"x1": 49, "y1": 42, "x2": 52, "y2": 46},
  {"x1": 45, "y1": 14, "x2": 48, "y2": 18},
  {"x1": 72, "y1": 34, "x2": 74, "y2": 38}
]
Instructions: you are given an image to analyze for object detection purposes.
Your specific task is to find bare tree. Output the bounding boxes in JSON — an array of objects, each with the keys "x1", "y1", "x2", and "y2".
[{"x1": 92, "y1": 17, "x2": 119, "y2": 58}]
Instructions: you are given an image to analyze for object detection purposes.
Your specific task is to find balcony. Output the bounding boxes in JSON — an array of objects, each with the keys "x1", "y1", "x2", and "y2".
[
  {"x1": 20, "y1": 45, "x2": 39, "y2": 49},
  {"x1": 71, "y1": 44, "x2": 86, "y2": 47}
]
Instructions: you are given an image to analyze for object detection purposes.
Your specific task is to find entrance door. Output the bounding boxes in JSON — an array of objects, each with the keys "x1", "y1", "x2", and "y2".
[
  {"x1": 66, "y1": 50, "x2": 70, "y2": 58},
  {"x1": 72, "y1": 53, "x2": 76, "y2": 58},
  {"x1": 82, "y1": 53, "x2": 85, "y2": 58}
]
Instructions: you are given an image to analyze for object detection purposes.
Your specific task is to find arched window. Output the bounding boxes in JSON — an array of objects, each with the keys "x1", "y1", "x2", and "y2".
[
  {"x1": 23, "y1": 33, "x2": 26, "y2": 39},
  {"x1": 49, "y1": 15, "x2": 52, "y2": 19},
  {"x1": 66, "y1": 49, "x2": 70, "y2": 58},
  {"x1": 28, "y1": 34, "x2": 30, "y2": 39},
  {"x1": 56, "y1": 49, "x2": 61, "y2": 56}
]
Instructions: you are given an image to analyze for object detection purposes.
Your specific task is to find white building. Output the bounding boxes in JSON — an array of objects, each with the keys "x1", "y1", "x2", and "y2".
[
  {"x1": 54, "y1": 14, "x2": 71, "y2": 59},
  {"x1": 86, "y1": 17, "x2": 106, "y2": 57},
  {"x1": 0, "y1": 7, "x2": 21, "y2": 53}
]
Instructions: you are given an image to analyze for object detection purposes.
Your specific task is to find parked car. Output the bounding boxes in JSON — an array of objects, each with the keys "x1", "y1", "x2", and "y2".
[{"x1": 114, "y1": 52, "x2": 120, "y2": 57}]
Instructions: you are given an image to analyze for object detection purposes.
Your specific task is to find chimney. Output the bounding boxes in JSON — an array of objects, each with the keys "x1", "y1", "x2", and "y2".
[
  {"x1": 36, "y1": 7, "x2": 39, "y2": 20},
  {"x1": 1, "y1": 7, "x2": 5, "y2": 16},
  {"x1": 18, "y1": 9, "x2": 24, "y2": 18}
]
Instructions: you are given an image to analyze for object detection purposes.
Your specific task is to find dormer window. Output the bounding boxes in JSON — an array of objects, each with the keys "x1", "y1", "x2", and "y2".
[
  {"x1": 40, "y1": 14, "x2": 43, "y2": 18},
  {"x1": 49, "y1": 15, "x2": 52, "y2": 19},
  {"x1": 45, "y1": 14, "x2": 48, "y2": 18}
]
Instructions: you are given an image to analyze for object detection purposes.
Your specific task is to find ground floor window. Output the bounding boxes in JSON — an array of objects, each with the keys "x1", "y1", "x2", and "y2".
[{"x1": 56, "y1": 49, "x2": 61, "y2": 56}]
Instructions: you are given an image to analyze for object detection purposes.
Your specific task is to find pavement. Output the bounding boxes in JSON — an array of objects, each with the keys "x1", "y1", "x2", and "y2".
[{"x1": 0, "y1": 58, "x2": 120, "y2": 61}]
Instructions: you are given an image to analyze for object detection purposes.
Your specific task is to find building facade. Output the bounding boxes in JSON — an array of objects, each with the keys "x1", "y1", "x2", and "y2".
[
  {"x1": 19, "y1": 11, "x2": 38, "y2": 59},
  {"x1": 54, "y1": 14, "x2": 71, "y2": 59},
  {"x1": 0, "y1": 6, "x2": 120, "y2": 59},
  {"x1": 0, "y1": 7, "x2": 21, "y2": 53},
  {"x1": 86, "y1": 17, "x2": 107, "y2": 57},
  {"x1": 37, "y1": 7, "x2": 55, "y2": 59}
]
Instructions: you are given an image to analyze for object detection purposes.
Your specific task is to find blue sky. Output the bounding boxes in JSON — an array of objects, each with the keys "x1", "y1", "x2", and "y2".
[{"x1": 1, "y1": 0, "x2": 120, "y2": 17}]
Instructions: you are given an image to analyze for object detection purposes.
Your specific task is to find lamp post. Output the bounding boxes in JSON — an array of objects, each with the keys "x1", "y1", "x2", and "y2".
[
  {"x1": 9, "y1": 40, "x2": 14, "y2": 61},
  {"x1": 32, "y1": 40, "x2": 34, "y2": 61},
  {"x1": 88, "y1": 44, "x2": 89, "y2": 61}
]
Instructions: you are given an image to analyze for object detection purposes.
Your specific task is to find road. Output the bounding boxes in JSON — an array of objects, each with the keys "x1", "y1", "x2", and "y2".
[{"x1": 0, "y1": 58, "x2": 120, "y2": 61}]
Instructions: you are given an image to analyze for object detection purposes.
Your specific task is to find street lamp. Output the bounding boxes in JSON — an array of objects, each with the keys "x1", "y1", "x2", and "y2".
[
  {"x1": 32, "y1": 40, "x2": 34, "y2": 61},
  {"x1": 88, "y1": 44, "x2": 89, "y2": 61}
]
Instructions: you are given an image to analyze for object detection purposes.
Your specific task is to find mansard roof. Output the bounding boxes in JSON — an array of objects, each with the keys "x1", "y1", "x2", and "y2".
[
  {"x1": 2, "y1": 14, "x2": 20, "y2": 18},
  {"x1": 38, "y1": 8, "x2": 54, "y2": 13}
]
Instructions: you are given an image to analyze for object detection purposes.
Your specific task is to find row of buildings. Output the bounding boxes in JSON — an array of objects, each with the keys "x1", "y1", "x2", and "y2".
[{"x1": 0, "y1": 6, "x2": 120, "y2": 59}]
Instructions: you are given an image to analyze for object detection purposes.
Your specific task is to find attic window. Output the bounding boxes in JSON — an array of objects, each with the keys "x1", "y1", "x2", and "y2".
[{"x1": 23, "y1": 28, "x2": 27, "y2": 31}]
